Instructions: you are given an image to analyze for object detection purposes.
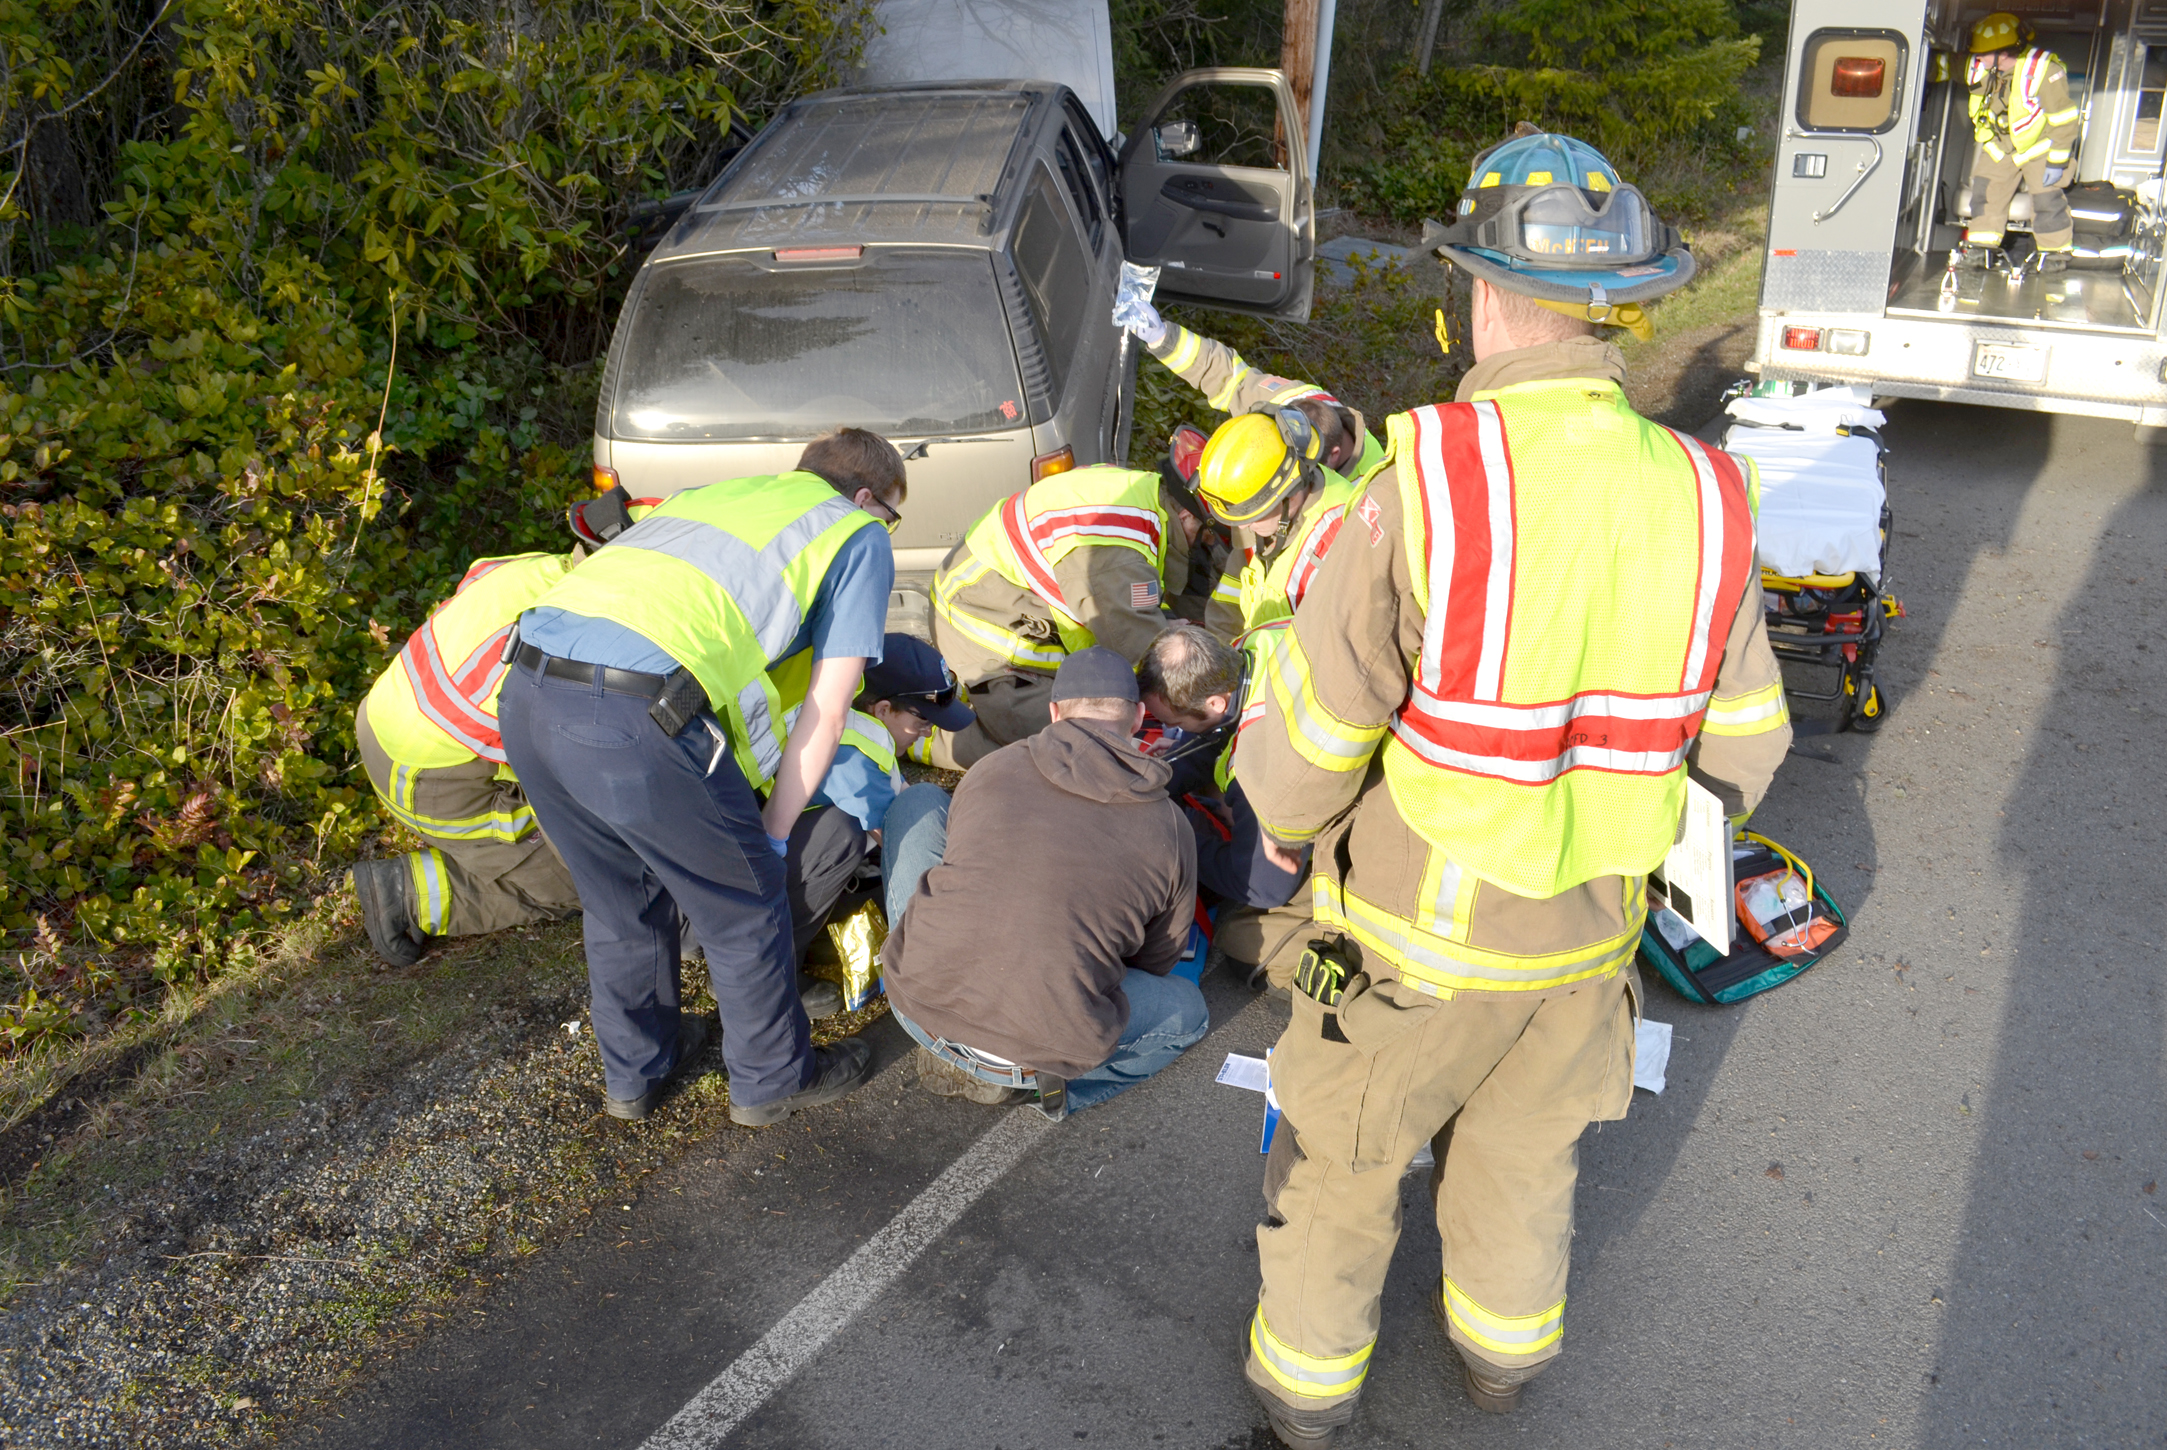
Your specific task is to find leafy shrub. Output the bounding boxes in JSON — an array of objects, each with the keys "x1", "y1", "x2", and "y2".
[{"x1": 0, "y1": 0, "x2": 862, "y2": 1049}]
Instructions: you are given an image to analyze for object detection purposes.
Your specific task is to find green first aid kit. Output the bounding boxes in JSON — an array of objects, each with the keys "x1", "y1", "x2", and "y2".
[{"x1": 1638, "y1": 835, "x2": 1848, "y2": 1005}]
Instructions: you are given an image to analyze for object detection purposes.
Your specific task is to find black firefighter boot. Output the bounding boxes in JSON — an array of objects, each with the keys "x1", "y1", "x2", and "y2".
[{"x1": 351, "y1": 857, "x2": 431, "y2": 967}]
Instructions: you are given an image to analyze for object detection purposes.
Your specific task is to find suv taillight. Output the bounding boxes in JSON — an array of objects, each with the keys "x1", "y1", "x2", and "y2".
[
  {"x1": 1031, "y1": 446, "x2": 1075, "y2": 482},
  {"x1": 1781, "y1": 327, "x2": 1823, "y2": 351},
  {"x1": 593, "y1": 464, "x2": 622, "y2": 493}
]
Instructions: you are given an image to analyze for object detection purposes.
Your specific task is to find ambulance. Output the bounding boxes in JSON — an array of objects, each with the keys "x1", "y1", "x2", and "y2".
[{"x1": 1754, "y1": 1, "x2": 2167, "y2": 433}]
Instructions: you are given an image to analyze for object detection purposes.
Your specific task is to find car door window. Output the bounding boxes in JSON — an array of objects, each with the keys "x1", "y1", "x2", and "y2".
[
  {"x1": 1063, "y1": 98, "x2": 1114, "y2": 204},
  {"x1": 1148, "y1": 83, "x2": 1287, "y2": 169},
  {"x1": 1055, "y1": 128, "x2": 1106, "y2": 254},
  {"x1": 1013, "y1": 165, "x2": 1091, "y2": 399}
]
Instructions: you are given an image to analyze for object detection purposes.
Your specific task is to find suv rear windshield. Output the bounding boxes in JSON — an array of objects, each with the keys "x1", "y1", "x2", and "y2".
[{"x1": 609, "y1": 249, "x2": 1026, "y2": 441}]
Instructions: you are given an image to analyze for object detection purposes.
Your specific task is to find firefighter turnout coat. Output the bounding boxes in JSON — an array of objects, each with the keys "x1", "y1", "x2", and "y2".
[
  {"x1": 1238, "y1": 337, "x2": 1791, "y2": 1417},
  {"x1": 356, "y1": 552, "x2": 582, "y2": 937},
  {"x1": 1968, "y1": 48, "x2": 2080, "y2": 168},
  {"x1": 1146, "y1": 322, "x2": 1385, "y2": 641}
]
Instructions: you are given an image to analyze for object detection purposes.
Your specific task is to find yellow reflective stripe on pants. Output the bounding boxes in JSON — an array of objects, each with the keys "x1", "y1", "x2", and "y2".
[
  {"x1": 1441, "y1": 1278, "x2": 1564, "y2": 1362},
  {"x1": 406, "y1": 847, "x2": 452, "y2": 935},
  {"x1": 1249, "y1": 1305, "x2": 1373, "y2": 1400},
  {"x1": 1701, "y1": 679, "x2": 1789, "y2": 736},
  {"x1": 388, "y1": 764, "x2": 536, "y2": 842}
]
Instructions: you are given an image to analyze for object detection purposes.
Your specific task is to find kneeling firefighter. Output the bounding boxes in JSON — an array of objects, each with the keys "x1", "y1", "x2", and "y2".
[
  {"x1": 1961, "y1": 11, "x2": 2082, "y2": 270},
  {"x1": 1235, "y1": 132, "x2": 1793, "y2": 1447}
]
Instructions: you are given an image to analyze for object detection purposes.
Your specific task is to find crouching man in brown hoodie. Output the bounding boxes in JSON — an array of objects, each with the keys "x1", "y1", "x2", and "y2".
[{"x1": 880, "y1": 647, "x2": 1207, "y2": 1114}]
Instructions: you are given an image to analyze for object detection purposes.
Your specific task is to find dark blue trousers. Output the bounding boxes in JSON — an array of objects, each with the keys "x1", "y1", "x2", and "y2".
[
  {"x1": 497, "y1": 660, "x2": 812, "y2": 1107},
  {"x1": 1187, "y1": 779, "x2": 1305, "y2": 909}
]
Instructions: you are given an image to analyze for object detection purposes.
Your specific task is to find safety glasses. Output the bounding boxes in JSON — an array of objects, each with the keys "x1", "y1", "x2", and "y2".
[{"x1": 1443, "y1": 183, "x2": 1671, "y2": 268}]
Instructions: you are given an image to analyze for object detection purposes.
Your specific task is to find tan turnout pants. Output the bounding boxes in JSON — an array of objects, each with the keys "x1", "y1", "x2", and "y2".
[
  {"x1": 922, "y1": 670, "x2": 1055, "y2": 770},
  {"x1": 356, "y1": 699, "x2": 580, "y2": 938},
  {"x1": 1246, "y1": 968, "x2": 1636, "y2": 1418},
  {"x1": 1966, "y1": 150, "x2": 2074, "y2": 251}
]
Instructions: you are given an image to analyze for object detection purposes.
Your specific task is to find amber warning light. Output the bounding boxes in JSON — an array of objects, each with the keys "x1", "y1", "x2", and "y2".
[
  {"x1": 773, "y1": 246, "x2": 864, "y2": 262},
  {"x1": 1831, "y1": 57, "x2": 1886, "y2": 98}
]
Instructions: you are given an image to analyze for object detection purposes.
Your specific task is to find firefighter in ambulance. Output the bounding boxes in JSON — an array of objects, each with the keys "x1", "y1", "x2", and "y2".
[
  {"x1": 1960, "y1": 12, "x2": 2083, "y2": 271},
  {"x1": 922, "y1": 465, "x2": 1207, "y2": 768},
  {"x1": 1235, "y1": 132, "x2": 1793, "y2": 1447},
  {"x1": 352, "y1": 550, "x2": 584, "y2": 966},
  {"x1": 1113, "y1": 299, "x2": 1383, "y2": 642}
]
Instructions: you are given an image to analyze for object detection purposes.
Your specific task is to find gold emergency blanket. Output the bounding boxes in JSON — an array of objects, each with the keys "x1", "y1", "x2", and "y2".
[{"x1": 804, "y1": 898, "x2": 888, "y2": 1010}]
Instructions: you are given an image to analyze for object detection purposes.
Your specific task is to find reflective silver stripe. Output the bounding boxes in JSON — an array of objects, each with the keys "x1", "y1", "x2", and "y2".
[
  {"x1": 1674, "y1": 433, "x2": 1725, "y2": 692},
  {"x1": 1472, "y1": 400, "x2": 1514, "y2": 703},
  {"x1": 1327, "y1": 883, "x2": 1635, "y2": 987},
  {"x1": 1413, "y1": 406, "x2": 1457, "y2": 691},
  {"x1": 1442, "y1": 1279, "x2": 1564, "y2": 1354},
  {"x1": 1429, "y1": 856, "x2": 1462, "y2": 929},
  {"x1": 1404, "y1": 688, "x2": 1711, "y2": 731},
  {"x1": 1390, "y1": 717, "x2": 1691, "y2": 783},
  {"x1": 1249, "y1": 1309, "x2": 1371, "y2": 1393},
  {"x1": 1271, "y1": 633, "x2": 1379, "y2": 763},
  {"x1": 622, "y1": 495, "x2": 861, "y2": 661},
  {"x1": 1704, "y1": 693, "x2": 1785, "y2": 727},
  {"x1": 738, "y1": 679, "x2": 783, "y2": 782}
]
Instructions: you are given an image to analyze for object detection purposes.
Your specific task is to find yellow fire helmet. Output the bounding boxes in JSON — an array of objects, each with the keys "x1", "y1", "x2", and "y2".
[
  {"x1": 1970, "y1": 11, "x2": 2028, "y2": 54},
  {"x1": 1195, "y1": 408, "x2": 1321, "y2": 527}
]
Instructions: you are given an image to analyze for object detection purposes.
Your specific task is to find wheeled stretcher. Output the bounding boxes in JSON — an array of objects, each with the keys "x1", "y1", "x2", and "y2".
[{"x1": 1719, "y1": 383, "x2": 1902, "y2": 733}]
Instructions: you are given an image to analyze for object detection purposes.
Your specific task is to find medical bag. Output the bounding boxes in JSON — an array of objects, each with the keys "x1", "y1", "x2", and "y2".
[{"x1": 1638, "y1": 834, "x2": 1848, "y2": 1005}]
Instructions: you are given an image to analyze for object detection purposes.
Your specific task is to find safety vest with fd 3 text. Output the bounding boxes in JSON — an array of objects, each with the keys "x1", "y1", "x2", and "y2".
[
  {"x1": 1378, "y1": 383, "x2": 1758, "y2": 903},
  {"x1": 937, "y1": 464, "x2": 1170, "y2": 670},
  {"x1": 366, "y1": 552, "x2": 576, "y2": 768},
  {"x1": 1968, "y1": 48, "x2": 2081, "y2": 165},
  {"x1": 530, "y1": 472, "x2": 886, "y2": 787}
]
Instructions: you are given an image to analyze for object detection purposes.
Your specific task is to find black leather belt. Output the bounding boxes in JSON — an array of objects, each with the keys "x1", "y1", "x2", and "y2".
[{"x1": 514, "y1": 641, "x2": 667, "y2": 698}]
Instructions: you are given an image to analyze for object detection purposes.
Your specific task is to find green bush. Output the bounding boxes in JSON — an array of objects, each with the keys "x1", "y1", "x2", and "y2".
[{"x1": 0, "y1": 0, "x2": 861, "y2": 1049}]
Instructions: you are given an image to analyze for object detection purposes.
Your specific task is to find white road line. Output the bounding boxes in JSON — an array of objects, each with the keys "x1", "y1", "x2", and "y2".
[{"x1": 637, "y1": 1107, "x2": 1054, "y2": 1450}]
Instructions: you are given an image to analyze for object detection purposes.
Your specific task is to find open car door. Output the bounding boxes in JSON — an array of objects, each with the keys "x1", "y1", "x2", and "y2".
[{"x1": 1118, "y1": 67, "x2": 1313, "y2": 320}]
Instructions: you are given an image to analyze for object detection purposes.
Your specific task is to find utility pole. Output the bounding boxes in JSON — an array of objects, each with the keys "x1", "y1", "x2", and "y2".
[{"x1": 1282, "y1": 0, "x2": 1317, "y2": 159}]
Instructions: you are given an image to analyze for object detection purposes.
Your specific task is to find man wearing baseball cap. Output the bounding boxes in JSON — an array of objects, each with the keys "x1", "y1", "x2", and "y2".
[
  {"x1": 879, "y1": 647, "x2": 1205, "y2": 1114},
  {"x1": 774, "y1": 633, "x2": 975, "y2": 1013}
]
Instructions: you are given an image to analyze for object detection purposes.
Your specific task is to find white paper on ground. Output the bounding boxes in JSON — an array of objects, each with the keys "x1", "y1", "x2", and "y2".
[
  {"x1": 1216, "y1": 1053, "x2": 1270, "y2": 1093},
  {"x1": 1634, "y1": 1019, "x2": 1674, "y2": 1094}
]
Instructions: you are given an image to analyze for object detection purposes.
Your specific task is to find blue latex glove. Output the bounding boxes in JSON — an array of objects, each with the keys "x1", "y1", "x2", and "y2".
[
  {"x1": 767, "y1": 834, "x2": 790, "y2": 858},
  {"x1": 2042, "y1": 165, "x2": 2068, "y2": 187}
]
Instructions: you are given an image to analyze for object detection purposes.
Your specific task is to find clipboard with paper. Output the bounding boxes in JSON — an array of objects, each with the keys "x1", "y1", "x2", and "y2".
[{"x1": 1648, "y1": 778, "x2": 1732, "y2": 957}]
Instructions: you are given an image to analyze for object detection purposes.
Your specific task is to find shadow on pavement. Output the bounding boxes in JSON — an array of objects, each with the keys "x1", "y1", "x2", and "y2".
[{"x1": 1922, "y1": 440, "x2": 2167, "y2": 1444}]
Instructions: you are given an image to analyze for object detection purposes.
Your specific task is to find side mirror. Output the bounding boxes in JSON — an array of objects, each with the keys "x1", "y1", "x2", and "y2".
[{"x1": 1154, "y1": 120, "x2": 1201, "y2": 161}]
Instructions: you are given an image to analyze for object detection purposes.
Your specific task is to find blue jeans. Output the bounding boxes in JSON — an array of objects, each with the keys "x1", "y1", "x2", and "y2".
[
  {"x1": 882, "y1": 786, "x2": 1209, "y2": 1114},
  {"x1": 1187, "y1": 779, "x2": 1305, "y2": 909},
  {"x1": 497, "y1": 660, "x2": 811, "y2": 1108},
  {"x1": 881, "y1": 781, "x2": 952, "y2": 927}
]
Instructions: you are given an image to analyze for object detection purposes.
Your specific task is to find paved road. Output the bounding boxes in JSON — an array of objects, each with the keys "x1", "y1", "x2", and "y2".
[{"x1": 298, "y1": 401, "x2": 2167, "y2": 1450}]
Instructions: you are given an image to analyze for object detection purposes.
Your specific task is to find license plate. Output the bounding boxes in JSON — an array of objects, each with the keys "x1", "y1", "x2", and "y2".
[{"x1": 1973, "y1": 342, "x2": 2046, "y2": 382}]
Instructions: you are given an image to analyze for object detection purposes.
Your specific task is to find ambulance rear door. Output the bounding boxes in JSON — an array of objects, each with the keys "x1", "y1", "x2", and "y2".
[{"x1": 1765, "y1": 0, "x2": 1934, "y2": 322}]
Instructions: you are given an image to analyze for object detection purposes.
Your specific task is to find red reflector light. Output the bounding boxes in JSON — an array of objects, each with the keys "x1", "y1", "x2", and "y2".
[
  {"x1": 593, "y1": 464, "x2": 621, "y2": 493},
  {"x1": 1782, "y1": 327, "x2": 1823, "y2": 351},
  {"x1": 1030, "y1": 445, "x2": 1076, "y2": 482},
  {"x1": 773, "y1": 246, "x2": 864, "y2": 262},
  {"x1": 1831, "y1": 57, "x2": 1886, "y2": 98}
]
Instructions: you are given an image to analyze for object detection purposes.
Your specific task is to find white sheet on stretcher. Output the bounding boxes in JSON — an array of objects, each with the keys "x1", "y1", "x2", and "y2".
[{"x1": 1721, "y1": 393, "x2": 1887, "y2": 583}]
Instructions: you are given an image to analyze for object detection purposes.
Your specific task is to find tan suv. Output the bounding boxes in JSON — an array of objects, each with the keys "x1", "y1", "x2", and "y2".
[{"x1": 590, "y1": 70, "x2": 1315, "y2": 607}]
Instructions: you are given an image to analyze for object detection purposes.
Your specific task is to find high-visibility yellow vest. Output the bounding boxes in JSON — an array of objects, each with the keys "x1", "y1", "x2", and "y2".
[
  {"x1": 365, "y1": 552, "x2": 575, "y2": 768},
  {"x1": 531, "y1": 472, "x2": 884, "y2": 785},
  {"x1": 1229, "y1": 468, "x2": 1361, "y2": 633},
  {"x1": 1378, "y1": 382, "x2": 1757, "y2": 902},
  {"x1": 1968, "y1": 49, "x2": 2080, "y2": 164},
  {"x1": 764, "y1": 649, "x2": 903, "y2": 798},
  {"x1": 935, "y1": 464, "x2": 1170, "y2": 670}
]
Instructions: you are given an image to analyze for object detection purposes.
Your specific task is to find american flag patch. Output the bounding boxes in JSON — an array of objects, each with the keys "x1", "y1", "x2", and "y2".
[
  {"x1": 1358, "y1": 493, "x2": 1385, "y2": 545},
  {"x1": 1131, "y1": 580, "x2": 1161, "y2": 609}
]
